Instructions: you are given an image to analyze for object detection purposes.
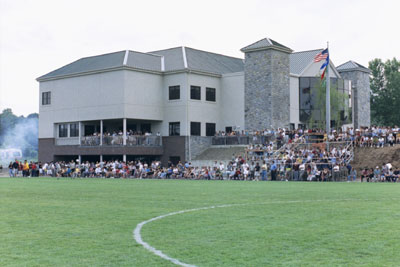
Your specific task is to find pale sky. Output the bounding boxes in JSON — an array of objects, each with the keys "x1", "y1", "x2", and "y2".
[{"x1": 0, "y1": 0, "x2": 399, "y2": 116}]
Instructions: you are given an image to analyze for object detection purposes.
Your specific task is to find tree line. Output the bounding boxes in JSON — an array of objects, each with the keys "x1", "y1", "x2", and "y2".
[{"x1": 369, "y1": 58, "x2": 400, "y2": 126}]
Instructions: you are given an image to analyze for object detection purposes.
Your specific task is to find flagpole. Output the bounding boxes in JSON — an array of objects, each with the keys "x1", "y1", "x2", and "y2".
[{"x1": 326, "y1": 42, "x2": 330, "y2": 151}]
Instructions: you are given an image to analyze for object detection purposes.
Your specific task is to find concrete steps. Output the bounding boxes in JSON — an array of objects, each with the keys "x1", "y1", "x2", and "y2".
[{"x1": 190, "y1": 145, "x2": 246, "y2": 167}]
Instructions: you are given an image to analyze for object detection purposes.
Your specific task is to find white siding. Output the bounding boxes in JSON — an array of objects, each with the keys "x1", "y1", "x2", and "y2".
[
  {"x1": 39, "y1": 71, "x2": 125, "y2": 138},
  {"x1": 220, "y1": 72, "x2": 245, "y2": 132},
  {"x1": 290, "y1": 76, "x2": 300, "y2": 126},
  {"x1": 124, "y1": 70, "x2": 163, "y2": 120},
  {"x1": 162, "y1": 73, "x2": 188, "y2": 136},
  {"x1": 187, "y1": 73, "x2": 221, "y2": 136}
]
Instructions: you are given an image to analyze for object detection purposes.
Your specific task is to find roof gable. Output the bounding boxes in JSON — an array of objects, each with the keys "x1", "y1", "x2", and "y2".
[
  {"x1": 241, "y1": 38, "x2": 292, "y2": 53},
  {"x1": 290, "y1": 49, "x2": 323, "y2": 75},
  {"x1": 337, "y1": 60, "x2": 371, "y2": 73}
]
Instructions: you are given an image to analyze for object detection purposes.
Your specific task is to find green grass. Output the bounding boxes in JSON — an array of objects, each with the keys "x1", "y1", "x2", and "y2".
[{"x1": 1, "y1": 178, "x2": 399, "y2": 266}]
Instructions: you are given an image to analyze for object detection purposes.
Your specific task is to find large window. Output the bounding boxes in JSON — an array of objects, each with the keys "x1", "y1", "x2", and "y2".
[
  {"x1": 206, "y1": 123, "x2": 216, "y2": 137},
  {"x1": 58, "y1": 124, "x2": 68, "y2": 138},
  {"x1": 42, "y1": 91, "x2": 51, "y2": 105},
  {"x1": 169, "y1": 85, "x2": 180, "y2": 100},
  {"x1": 70, "y1": 123, "x2": 79, "y2": 137},
  {"x1": 190, "y1": 86, "x2": 201, "y2": 100},
  {"x1": 190, "y1": 122, "x2": 201, "y2": 136},
  {"x1": 299, "y1": 77, "x2": 349, "y2": 125},
  {"x1": 169, "y1": 122, "x2": 180, "y2": 136},
  {"x1": 206, "y1": 87, "x2": 216, "y2": 102}
]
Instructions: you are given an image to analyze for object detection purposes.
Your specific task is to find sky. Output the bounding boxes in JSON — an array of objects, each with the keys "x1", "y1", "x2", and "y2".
[{"x1": 0, "y1": 0, "x2": 399, "y2": 116}]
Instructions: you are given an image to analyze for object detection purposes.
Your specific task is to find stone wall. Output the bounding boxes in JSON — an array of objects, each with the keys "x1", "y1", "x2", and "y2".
[
  {"x1": 244, "y1": 49, "x2": 290, "y2": 130},
  {"x1": 339, "y1": 71, "x2": 371, "y2": 128},
  {"x1": 187, "y1": 136, "x2": 213, "y2": 161}
]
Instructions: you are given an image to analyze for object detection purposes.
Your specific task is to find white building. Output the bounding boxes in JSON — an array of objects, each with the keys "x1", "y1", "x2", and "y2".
[{"x1": 37, "y1": 37, "x2": 370, "y2": 164}]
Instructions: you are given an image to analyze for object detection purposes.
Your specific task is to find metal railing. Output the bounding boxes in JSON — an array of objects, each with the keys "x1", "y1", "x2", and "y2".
[
  {"x1": 126, "y1": 135, "x2": 162, "y2": 146},
  {"x1": 81, "y1": 136, "x2": 100, "y2": 146},
  {"x1": 79, "y1": 135, "x2": 162, "y2": 146},
  {"x1": 102, "y1": 136, "x2": 123, "y2": 146},
  {"x1": 212, "y1": 135, "x2": 274, "y2": 145}
]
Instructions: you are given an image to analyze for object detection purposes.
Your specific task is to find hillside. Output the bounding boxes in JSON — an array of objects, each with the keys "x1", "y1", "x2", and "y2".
[{"x1": 352, "y1": 144, "x2": 400, "y2": 171}]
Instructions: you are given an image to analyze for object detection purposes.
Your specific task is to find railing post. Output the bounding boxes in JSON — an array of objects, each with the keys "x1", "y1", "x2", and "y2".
[
  {"x1": 100, "y1": 120, "x2": 103, "y2": 146},
  {"x1": 123, "y1": 118, "x2": 127, "y2": 146},
  {"x1": 78, "y1": 122, "x2": 82, "y2": 145}
]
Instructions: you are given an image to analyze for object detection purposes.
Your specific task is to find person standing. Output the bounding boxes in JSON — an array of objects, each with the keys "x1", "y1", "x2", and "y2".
[
  {"x1": 12, "y1": 160, "x2": 19, "y2": 177},
  {"x1": 271, "y1": 161, "x2": 277, "y2": 181},
  {"x1": 261, "y1": 161, "x2": 268, "y2": 181},
  {"x1": 8, "y1": 162, "x2": 14, "y2": 177}
]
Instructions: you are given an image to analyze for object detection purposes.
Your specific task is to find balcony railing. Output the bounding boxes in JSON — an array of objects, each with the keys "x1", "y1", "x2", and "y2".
[
  {"x1": 81, "y1": 136, "x2": 101, "y2": 146},
  {"x1": 78, "y1": 135, "x2": 162, "y2": 146},
  {"x1": 126, "y1": 135, "x2": 162, "y2": 146},
  {"x1": 55, "y1": 137, "x2": 80, "y2": 146},
  {"x1": 212, "y1": 135, "x2": 274, "y2": 145}
]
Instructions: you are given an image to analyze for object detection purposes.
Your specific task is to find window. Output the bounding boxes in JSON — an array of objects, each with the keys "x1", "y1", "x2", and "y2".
[
  {"x1": 206, "y1": 87, "x2": 216, "y2": 102},
  {"x1": 70, "y1": 123, "x2": 79, "y2": 137},
  {"x1": 190, "y1": 86, "x2": 201, "y2": 100},
  {"x1": 141, "y1": 123, "x2": 151, "y2": 133},
  {"x1": 42, "y1": 91, "x2": 51, "y2": 105},
  {"x1": 169, "y1": 85, "x2": 180, "y2": 100},
  {"x1": 225, "y1": 127, "x2": 233, "y2": 133},
  {"x1": 169, "y1": 122, "x2": 180, "y2": 136},
  {"x1": 58, "y1": 124, "x2": 68, "y2": 138},
  {"x1": 206, "y1": 123, "x2": 216, "y2": 136},
  {"x1": 191, "y1": 122, "x2": 201, "y2": 136}
]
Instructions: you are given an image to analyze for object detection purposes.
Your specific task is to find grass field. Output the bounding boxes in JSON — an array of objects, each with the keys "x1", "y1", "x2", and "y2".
[{"x1": 1, "y1": 177, "x2": 400, "y2": 266}]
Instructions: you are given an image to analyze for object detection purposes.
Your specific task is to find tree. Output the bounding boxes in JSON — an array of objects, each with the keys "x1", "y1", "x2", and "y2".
[{"x1": 369, "y1": 58, "x2": 400, "y2": 126}]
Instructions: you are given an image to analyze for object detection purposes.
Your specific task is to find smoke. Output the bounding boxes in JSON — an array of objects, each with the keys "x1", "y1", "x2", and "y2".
[{"x1": 0, "y1": 113, "x2": 38, "y2": 164}]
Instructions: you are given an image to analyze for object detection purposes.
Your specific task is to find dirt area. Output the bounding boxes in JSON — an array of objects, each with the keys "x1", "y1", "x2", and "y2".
[{"x1": 352, "y1": 144, "x2": 400, "y2": 171}]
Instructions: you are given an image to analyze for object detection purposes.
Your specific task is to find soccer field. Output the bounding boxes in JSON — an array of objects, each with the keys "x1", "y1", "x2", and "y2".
[{"x1": 1, "y1": 178, "x2": 399, "y2": 266}]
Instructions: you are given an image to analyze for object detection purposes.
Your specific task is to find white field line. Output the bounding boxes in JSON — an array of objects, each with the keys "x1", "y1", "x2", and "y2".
[{"x1": 132, "y1": 198, "x2": 385, "y2": 266}]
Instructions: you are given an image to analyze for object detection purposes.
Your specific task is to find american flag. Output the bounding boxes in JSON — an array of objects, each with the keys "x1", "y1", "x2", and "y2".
[{"x1": 314, "y1": 48, "x2": 329, "y2": 62}]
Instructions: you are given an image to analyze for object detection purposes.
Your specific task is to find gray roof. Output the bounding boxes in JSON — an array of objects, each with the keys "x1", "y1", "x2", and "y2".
[
  {"x1": 289, "y1": 49, "x2": 323, "y2": 75},
  {"x1": 37, "y1": 43, "x2": 356, "y2": 81},
  {"x1": 126, "y1": 51, "x2": 162, "y2": 71},
  {"x1": 148, "y1": 47, "x2": 185, "y2": 71},
  {"x1": 337, "y1": 60, "x2": 371, "y2": 73},
  {"x1": 38, "y1": 46, "x2": 244, "y2": 80},
  {"x1": 149, "y1": 47, "x2": 244, "y2": 74},
  {"x1": 38, "y1": 51, "x2": 126, "y2": 80},
  {"x1": 185, "y1": 47, "x2": 243, "y2": 74},
  {"x1": 241, "y1": 38, "x2": 292, "y2": 52}
]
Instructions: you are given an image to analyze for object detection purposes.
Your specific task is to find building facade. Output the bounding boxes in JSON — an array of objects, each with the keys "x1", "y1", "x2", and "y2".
[{"x1": 37, "y1": 37, "x2": 370, "y2": 164}]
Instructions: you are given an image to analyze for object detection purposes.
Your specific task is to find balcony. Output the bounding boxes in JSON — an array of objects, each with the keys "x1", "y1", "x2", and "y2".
[{"x1": 56, "y1": 135, "x2": 162, "y2": 147}]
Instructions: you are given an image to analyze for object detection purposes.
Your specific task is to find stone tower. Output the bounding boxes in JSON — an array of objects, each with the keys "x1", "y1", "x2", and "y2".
[
  {"x1": 241, "y1": 38, "x2": 292, "y2": 130},
  {"x1": 337, "y1": 61, "x2": 371, "y2": 128}
]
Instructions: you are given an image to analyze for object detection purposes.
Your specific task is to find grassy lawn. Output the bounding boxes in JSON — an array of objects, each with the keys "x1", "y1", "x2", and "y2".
[{"x1": 1, "y1": 177, "x2": 399, "y2": 266}]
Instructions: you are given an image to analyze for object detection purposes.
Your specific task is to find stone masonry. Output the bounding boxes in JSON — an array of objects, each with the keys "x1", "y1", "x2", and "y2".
[
  {"x1": 243, "y1": 47, "x2": 291, "y2": 130},
  {"x1": 185, "y1": 136, "x2": 213, "y2": 161},
  {"x1": 339, "y1": 71, "x2": 371, "y2": 128}
]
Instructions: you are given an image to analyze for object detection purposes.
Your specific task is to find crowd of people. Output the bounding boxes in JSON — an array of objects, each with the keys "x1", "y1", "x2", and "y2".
[
  {"x1": 3, "y1": 125, "x2": 399, "y2": 182},
  {"x1": 85, "y1": 130, "x2": 160, "y2": 137},
  {"x1": 215, "y1": 126, "x2": 400, "y2": 146}
]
